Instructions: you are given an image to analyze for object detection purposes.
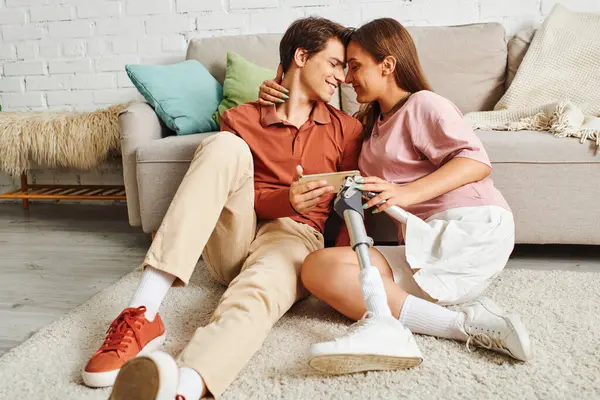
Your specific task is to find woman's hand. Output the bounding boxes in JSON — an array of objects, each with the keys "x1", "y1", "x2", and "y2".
[
  {"x1": 257, "y1": 64, "x2": 289, "y2": 106},
  {"x1": 357, "y1": 176, "x2": 420, "y2": 212}
]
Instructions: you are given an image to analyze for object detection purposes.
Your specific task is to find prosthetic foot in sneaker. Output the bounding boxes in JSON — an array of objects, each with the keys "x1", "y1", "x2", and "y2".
[{"x1": 309, "y1": 312, "x2": 423, "y2": 375}]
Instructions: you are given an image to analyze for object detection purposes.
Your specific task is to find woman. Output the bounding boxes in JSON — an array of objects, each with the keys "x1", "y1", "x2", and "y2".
[{"x1": 259, "y1": 18, "x2": 532, "y2": 372}]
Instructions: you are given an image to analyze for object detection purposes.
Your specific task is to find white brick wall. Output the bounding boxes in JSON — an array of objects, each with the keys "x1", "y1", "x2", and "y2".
[
  {"x1": 48, "y1": 20, "x2": 93, "y2": 38},
  {"x1": 126, "y1": 0, "x2": 172, "y2": 16},
  {"x1": 4, "y1": 61, "x2": 46, "y2": 75},
  {"x1": 0, "y1": 8, "x2": 28, "y2": 25},
  {"x1": 0, "y1": 76, "x2": 24, "y2": 92},
  {"x1": 1, "y1": 0, "x2": 600, "y2": 191},
  {"x1": 30, "y1": 5, "x2": 74, "y2": 22},
  {"x1": 176, "y1": 0, "x2": 223, "y2": 13},
  {"x1": 70, "y1": 73, "x2": 115, "y2": 89},
  {"x1": 16, "y1": 41, "x2": 37, "y2": 58},
  {"x1": 26, "y1": 75, "x2": 69, "y2": 90},
  {"x1": 77, "y1": 2, "x2": 122, "y2": 19},
  {"x1": 48, "y1": 59, "x2": 92, "y2": 73},
  {"x1": 2, "y1": 0, "x2": 600, "y2": 113}
]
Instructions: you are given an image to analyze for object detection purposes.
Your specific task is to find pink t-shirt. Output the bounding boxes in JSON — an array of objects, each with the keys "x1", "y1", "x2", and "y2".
[{"x1": 359, "y1": 90, "x2": 510, "y2": 223}]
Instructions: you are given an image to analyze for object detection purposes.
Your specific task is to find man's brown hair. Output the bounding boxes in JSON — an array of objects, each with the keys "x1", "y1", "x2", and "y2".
[{"x1": 279, "y1": 17, "x2": 352, "y2": 73}]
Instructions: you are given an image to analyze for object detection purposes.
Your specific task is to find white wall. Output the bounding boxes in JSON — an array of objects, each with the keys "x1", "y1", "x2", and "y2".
[{"x1": 1, "y1": 0, "x2": 600, "y2": 191}]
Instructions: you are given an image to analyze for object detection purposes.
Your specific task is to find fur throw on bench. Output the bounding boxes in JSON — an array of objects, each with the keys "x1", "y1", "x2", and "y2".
[{"x1": 0, "y1": 103, "x2": 130, "y2": 176}]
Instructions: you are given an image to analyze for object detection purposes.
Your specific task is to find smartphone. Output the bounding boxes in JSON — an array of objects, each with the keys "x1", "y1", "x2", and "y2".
[{"x1": 298, "y1": 170, "x2": 361, "y2": 193}]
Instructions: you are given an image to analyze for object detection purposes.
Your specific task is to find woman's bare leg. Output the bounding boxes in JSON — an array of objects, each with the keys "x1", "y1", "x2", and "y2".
[
  {"x1": 301, "y1": 247, "x2": 409, "y2": 321},
  {"x1": 302, "y1": 246, "x2": 465, "y2": 339}
]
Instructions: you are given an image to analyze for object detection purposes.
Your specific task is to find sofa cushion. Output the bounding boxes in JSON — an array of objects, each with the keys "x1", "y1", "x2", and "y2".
[
  {"x1": 135, "y1": 128, "x2": 600, "y2": 245},
  {"x1": 186, "y1": 35, "x2": 340, "y2": 109},
  {"x1": 507, "y1": 29, "x2": 536, "y2": 89},
  {"x1": 341, "y1": 23, "x2": 508, "y2": 117},
  {"x1": 477, "y1": 130, "x2": 600, "y2": 163}
]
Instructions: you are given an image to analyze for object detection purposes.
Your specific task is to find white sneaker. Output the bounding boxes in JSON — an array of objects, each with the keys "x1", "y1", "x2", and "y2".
[
  {"x1": 308, "y1": 312, "x2": 423, "y2": 375},
  {"x1": 457, "y1": 297, "x2": 533, "y2": 362},
  {"x1": 109, "y1": 351, "x2": 180, "y2": 400}
]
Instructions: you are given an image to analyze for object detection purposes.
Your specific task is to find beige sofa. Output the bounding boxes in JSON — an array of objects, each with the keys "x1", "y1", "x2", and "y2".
[{"x1": 119, "y1": 23, "x2": 600, "y2": 245}]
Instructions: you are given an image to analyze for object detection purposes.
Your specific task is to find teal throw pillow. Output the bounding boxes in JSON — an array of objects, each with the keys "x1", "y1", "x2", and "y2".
[{"x1": 126, "y1": 60, "x2": 222, "y2": 135}]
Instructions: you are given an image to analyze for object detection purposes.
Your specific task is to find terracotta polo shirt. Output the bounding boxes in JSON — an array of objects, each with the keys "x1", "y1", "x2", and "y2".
[{"x1": 220, "y1": 101, "x2": 363, "y2": 234}]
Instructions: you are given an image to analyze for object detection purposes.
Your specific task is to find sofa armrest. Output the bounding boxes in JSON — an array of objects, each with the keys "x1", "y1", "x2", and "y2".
[{"x1": 119, "y1": 102, "x2": 171, "y2": 227}]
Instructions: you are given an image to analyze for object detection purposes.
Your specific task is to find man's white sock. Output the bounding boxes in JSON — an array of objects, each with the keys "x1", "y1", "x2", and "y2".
[
  {"x1": 128, "y1": 266, "x2": 176, "y2": 321},
  {"x1": 399, "y1": 295, "x2": 467, "y2": 341},
  {"x1": 360, "y1": 266, "x2": 393, "y2": 317},
  {"x1": 177, "y1": 367, "x2": 205, "y2": 400}
]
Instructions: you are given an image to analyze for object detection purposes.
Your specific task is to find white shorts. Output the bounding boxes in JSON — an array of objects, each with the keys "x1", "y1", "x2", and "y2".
[{"x1": 375, "y1": 205, "x2": 515, "y2": 306}]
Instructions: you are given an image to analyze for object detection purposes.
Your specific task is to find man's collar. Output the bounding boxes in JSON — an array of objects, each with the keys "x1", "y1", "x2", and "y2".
[
  {"x1": 312, "y1": 101, "x2": 332, "y2": 125},
  {"x1": 260, "y1": 101, "x2": 332, "y2": 128},
  {"x1": 260, "y1": 104, "x2": 281, "y2": 127}
]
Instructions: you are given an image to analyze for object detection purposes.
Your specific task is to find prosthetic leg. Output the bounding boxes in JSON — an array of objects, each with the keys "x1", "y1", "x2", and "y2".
[
  {"x1": 333, "y1": 176, "x2": 411, "y2": 317},
  {"x1": 307, "y1": 176, "x2": 423, "y2": 374}
]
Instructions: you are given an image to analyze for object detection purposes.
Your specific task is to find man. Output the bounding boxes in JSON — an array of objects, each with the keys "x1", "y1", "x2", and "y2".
[{"x1": 81, "y1": 17, "x2": 419, "y2": 400}]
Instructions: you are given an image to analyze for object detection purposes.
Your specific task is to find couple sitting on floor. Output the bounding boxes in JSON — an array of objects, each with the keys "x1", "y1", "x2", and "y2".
[{"x1": 81, "y1": 16, "x2": 532, "y2": 400}]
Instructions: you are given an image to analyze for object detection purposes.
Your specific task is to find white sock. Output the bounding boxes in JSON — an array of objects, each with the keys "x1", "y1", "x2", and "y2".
[
  {"x1": 128, "y1": 266, "x2": 176, "y2": 321},
  {"x1": 399, "y1": 295, "x2": 468, "y2": 341},
  {"x1": 360, "y1": 266, "x2": 393, "y2": 317},
  {"x1": 177, "y1": 367, "x2": 205, "y2": 400}
]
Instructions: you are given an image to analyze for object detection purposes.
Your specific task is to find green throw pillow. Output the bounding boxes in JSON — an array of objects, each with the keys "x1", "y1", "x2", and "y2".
[
  {"x1": 126, "y1": 60, "x2": 222, "y2": 135},
  {"x1": 213, "y1": 52, "x2": 276, "y2": 125}
]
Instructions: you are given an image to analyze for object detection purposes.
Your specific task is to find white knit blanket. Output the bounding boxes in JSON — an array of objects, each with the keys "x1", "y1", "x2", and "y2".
[{"x1": 465, "y1": 4, "x2": 600, "y2": 145}]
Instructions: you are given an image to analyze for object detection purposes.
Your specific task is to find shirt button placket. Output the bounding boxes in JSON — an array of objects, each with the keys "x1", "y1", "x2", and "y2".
[{"x1": 292, "y1": 128, "x2": 301, "y2": 158}]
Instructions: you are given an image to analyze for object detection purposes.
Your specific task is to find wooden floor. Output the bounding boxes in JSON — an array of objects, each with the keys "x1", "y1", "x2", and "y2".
[
  {"x1": 0, "y1": 202, "x2": 149, "y2": 357},
  {"x1": 1, "y1": 202, "x2": 599, "y2": 357}
]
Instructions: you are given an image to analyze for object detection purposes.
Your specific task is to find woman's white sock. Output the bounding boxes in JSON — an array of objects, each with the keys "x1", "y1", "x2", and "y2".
[
  {"x1": 128, "y1": 266, "x2": 176, "y2": 321},
  {"x1": 399, "y1": 295, "x2": 467, "y2": 341},
  {"x1": 359, "y1": 266, "x2": 392, "y2": 317},
  {"x1": 177, "y1": 367, "x2": 205, "y2": 400}
]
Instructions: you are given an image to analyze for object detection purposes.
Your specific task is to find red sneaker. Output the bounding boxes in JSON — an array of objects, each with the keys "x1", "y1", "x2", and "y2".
[{"x1": 82, "y1": 306, "x2": 166, "y2": 388}]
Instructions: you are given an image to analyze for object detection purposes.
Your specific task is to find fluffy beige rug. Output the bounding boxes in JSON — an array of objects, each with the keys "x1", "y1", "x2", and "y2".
[
  {"x1": 1, "y1": 263, "x2": 599, "y2": 399},
  {"x1": 0, "y1": 103, "x2": 130, "y2": 176}
]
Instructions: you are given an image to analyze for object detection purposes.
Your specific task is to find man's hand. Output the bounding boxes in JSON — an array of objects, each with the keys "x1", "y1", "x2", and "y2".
[
  {"x1": 289, "y1": 165, "x2": 335, "y2": 215},
  {"x1": 258, "y1": 64, "x2": 289, "y2": 106},
  {"x1": 358, "y1": 176, "x2": 421, "y2": 212}
]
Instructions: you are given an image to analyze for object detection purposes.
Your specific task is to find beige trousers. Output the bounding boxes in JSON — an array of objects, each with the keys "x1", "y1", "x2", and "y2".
[{"x1": 144, "y1": 132, "x2": 324, "y2": 398}]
